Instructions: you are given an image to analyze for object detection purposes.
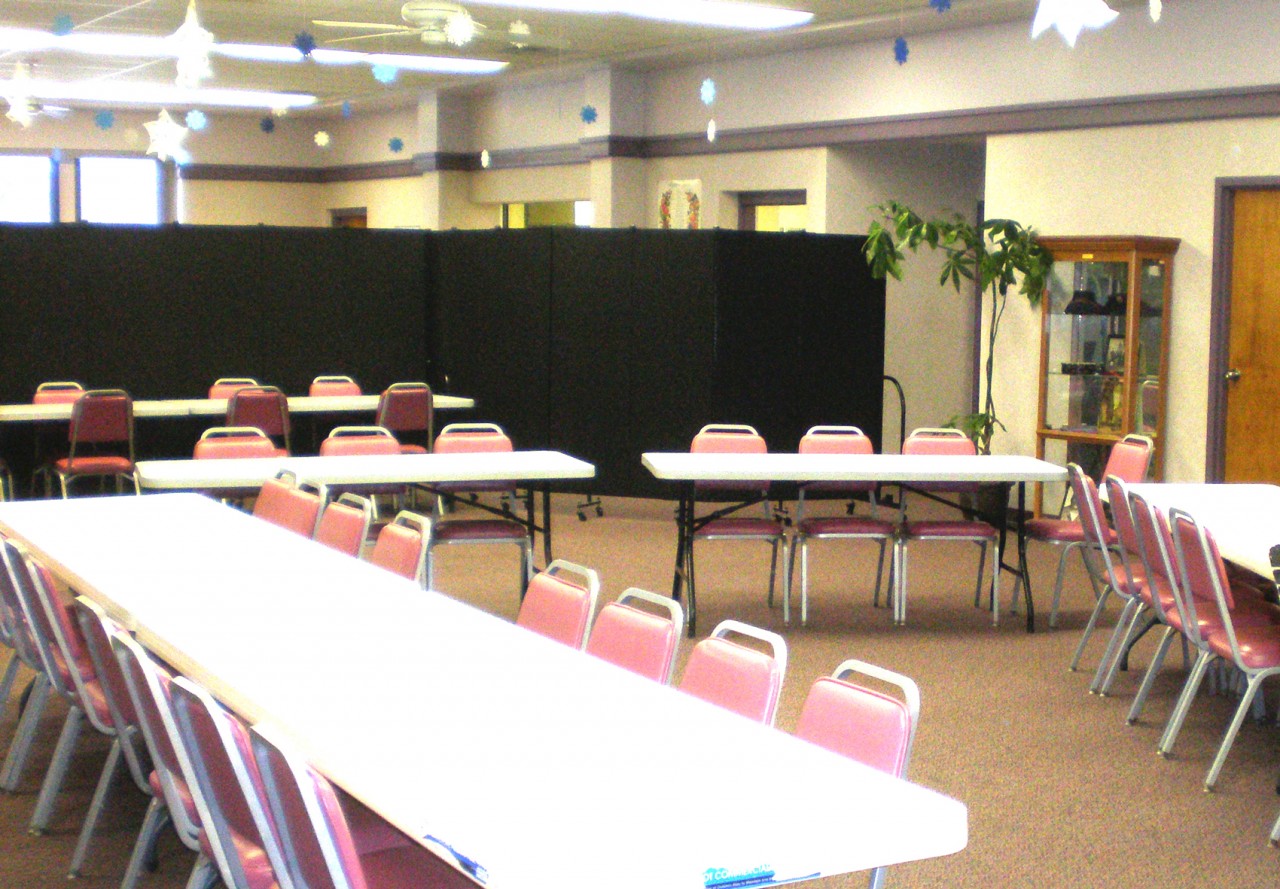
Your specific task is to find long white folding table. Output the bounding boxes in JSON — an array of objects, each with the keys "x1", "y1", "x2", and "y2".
[
  {"x1": 0, "y1": 393, "x2": 474, "y2": 422},
  {"x1": 135, "y1": 450, "x2": 595, "y2": 566},
  {"x1": 642, "y1": 452, "x2": 1068, "y2": 635},
  {"x1": 0, "y1": 494, "x2": 967, "y2": 888}
]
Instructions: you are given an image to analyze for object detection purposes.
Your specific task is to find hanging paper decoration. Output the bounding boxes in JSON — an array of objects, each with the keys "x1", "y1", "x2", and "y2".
[
  {"x1": 893, "y1": 36, "x2": 909, "y2": 64},
  {"x1": 707, "y1": 120, "x2": 717, "y2": 142},
  {"x1": 372, "y1": 64, "x2": 398, "y2": 84},
  {"x1": 185, "y1": 109, "x2": 208, "y2": 130},
  {"x1": 314, "y1": 130, "x2": 330, "y2": 147},
  {"x1": 580, "y1": 105, "x2": 597, "y2": 124},
  {"x1": 170, "y1": 0, "x2": 215, "y2": 89},
  {"x1": 1031, "y1": 0, "x2": 1118, "y2": 47},
  {"x1": 293, "y1": 32, "x2": 317, "y2": 57},
  {"x1": 700, "y1": 78, "x2": 716, "y2": 106},
  {"x1": 388, "y1": 137, "x2": 405, "y2": 153},
  {"x1": 144, "y1": 109, "x2": 190, "y2": 164},
  {"x1": 52, "y1": 15, "x2": 74, "y2": 36},
  {"x1": 341, "y1": 101, "x2": 353, "y2": 118},
  {"x1": 1149, "y1": 0, "x2": 1162, "y2": 21},
  {"x1": 260, "y1": 116, "x2": 275, "y2": 133},
  {"x1": 94, "y1": 110, "x2": 115, "y2": 130},
  {"x1": 3, "y1": 62, "x2": 37, "y2": 128},
  {"x1": 929, "y1": 0, "x2": 951, "y2": 10},
  {"x1": 479, "y1": 149, "x2": 491, "y2": 169}
]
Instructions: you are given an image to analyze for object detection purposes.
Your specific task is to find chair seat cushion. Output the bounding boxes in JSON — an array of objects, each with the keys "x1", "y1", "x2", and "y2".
[
  {"x1": 54, "y1": 455, "x2": 134, "y2": 475},
  {"x1": 362, "y1": 843, "x2": 480, "y2": 889},
  {"x1": 399, "y1": 443, "x2": 428, "y2": 455},
  {"x1": 1208, "y1": 621, "x2": 1280, "y2": 669},
  {"x1": 695, "y1": 517, "x2": 783, "y2": 539},
  {"x1": 901, "y1": 520, "x2": 996, "y2": 540},
  {"x1": 1026, "y1": 517, "x2": 1118, "y2": 545},
  {"x1": 796, "y1": 517, "x2": 895, "y2": 538},
  {"x1": 433, "y1": 519, "x2": 528, "y2": 542}
]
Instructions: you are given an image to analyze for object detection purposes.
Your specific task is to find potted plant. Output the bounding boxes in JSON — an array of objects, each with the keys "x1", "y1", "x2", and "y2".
[{"x1": 864, "y1": 201, "x2": 1053, "y2": 455}]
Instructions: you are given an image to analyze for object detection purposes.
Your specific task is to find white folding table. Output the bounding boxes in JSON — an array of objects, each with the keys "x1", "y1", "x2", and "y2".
[
  {"x1": 641, "y1": 452, "x2": 1068, "y2": 634},
  {"x1": 0, "y1": 393, "x2": 475, "y2": 422},
  {"x1": 135, "y1": 450, "x2": 595, "y2": 567},
  {"x1": 0, "y1": 494, "x2": 968, "y2": 889}
]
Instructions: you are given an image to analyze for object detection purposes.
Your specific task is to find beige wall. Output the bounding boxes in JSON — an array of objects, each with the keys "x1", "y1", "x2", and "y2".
[
  {"x1": 986, "y1": 116, "x2": 1280, "y2": 482},
  {"x1": 180, "y1": 180, "x2": 325, "y2": 226}
]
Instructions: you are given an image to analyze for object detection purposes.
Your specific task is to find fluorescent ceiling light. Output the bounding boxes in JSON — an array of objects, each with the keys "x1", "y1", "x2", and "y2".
[
  {"x1": 468, "y1": 0, "x2": 813, "y2": 29},
  {"x1": 0, "y1": 26, "x2": 507, "y2": 75},
  {"x1": 0, "y1": 76, "x2": 317, "y2": 109}
]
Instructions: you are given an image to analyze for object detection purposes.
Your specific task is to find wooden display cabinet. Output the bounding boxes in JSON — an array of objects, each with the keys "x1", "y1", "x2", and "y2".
[{"x1": 1035, "y1": 236, "x2": 1179, "y2": 512}]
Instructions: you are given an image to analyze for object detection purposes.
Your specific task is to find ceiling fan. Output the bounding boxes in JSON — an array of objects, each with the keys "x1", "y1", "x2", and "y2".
[{"x1": 313, "y1": 1, "x2": 568, "y2": 52}]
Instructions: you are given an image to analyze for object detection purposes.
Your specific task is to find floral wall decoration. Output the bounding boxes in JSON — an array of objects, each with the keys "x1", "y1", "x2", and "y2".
[{"x1": 658, "y1": 179, "x2": 701, "y2": 230}]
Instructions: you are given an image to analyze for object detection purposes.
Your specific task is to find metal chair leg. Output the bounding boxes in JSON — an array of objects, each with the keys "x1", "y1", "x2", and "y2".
[
  {"x1": 120, "y1": 797, "x2": 171, "y2": 889},
  {"x1": 30, "y1": 704, "x2": 85, "y2": 833},
  {"x1": 1158, "y1": 650, "x2": 1214, "y2": 757},
  {"x1": 1069, "y1": 586, "x2": 1114, "y2": 672},
  {"x1": 0, "y1": 674, "x2": 50, "y2": 791},
  {"x1": 1127, "y1": 626, "x2": 1177, "y2": 725},
  {"x1": 1205, "y1": 674, "x2": 1271, "y2": 791},
  {"x1": 69, "y1": 737, "x2": 124, "y2": 876}
]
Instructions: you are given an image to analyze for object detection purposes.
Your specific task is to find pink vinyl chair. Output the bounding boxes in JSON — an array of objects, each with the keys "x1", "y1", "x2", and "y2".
[
  {"x1": 367, "y1": 511, "x2": 431, "y2": 586},
  {"x1": 227, "y1": 386, "x2": 291, "y2": 456},
  {"x1": 785, "y1": 425, "x2": 896, "y2": 625},
  {"x1": 252, "y1": 470, "x2": 326, "y2": 539},
  {"x1": 375, "y1": 382, "x2": 433, "y2": 455},
  {"x1": 53, "y1": 388, "x2": 140, "y2": 497},
  {"x1": 0, "y1": 536, "x2": 57, "y2": 795},
  {"x1": 893, "y1": 428, "x2": 999, "y2": 626},
  {"x1": 34, "y1": 380, "x2": 86, "y2": 404},
  {"x1": 309, "y1": 375, "x2": 362, "y2": 397},
  {"x1": 169, "y1": 676, "x2": 287, "y2": 889},
  {"x1": 426, "y1": 422, "x2": 533, "y2": 598},
  {"x1": 687, "y1": 424, "x2": 786, "y2": 617},
  {"x1": 111, "y1": 632, "x2": 219, "y2": 889},
  {"x1": 1019, "y1": 433, "x2": 1153, "y2": 627},
  {"x1": 319, "y1": 425, "x2": 407, "y2": 512},
  {"x1": 249, "y1": 722, "x2": 482, "y2": 889},
  {"x1": 1160, "y1": 509, "x2": 1280, "y2": 790},
  {"x1": 585, "y1": 588, "x2": 684, "y2": 684},
  {"x1": 515, "y1": 560, "x2": 600, "y2": 650},
  {"x1": 793, "y1": 659, "x2": 921, "y2": 889},
  {"x1": 194, "y1": 426, "x2": 279, "y2": 460},
  {"x1": 208, "y1": 378, "x2": 260, "y2": 399},
  {"x1": 313, "y1": 493, "x2": 374, "y2": 558},
  {"x1": 677, "y1": 619, "x2": 787, "y2": 726}
]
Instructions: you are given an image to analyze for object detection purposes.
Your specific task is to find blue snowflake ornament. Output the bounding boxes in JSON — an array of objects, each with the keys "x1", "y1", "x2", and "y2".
[
  {"x1": 700, "y1": 78, "x2": 716, "y2": 106},
  {"x1": 372, "y1": 64, "x2": 398, "y2": 84},
  {"x1": 893, "y1": 36, "x2": 909, "y2": 65},
  {"x1": 580, "y1": 105, "x2": 597, "y2": 124},
  {"x1": 260, "y1": 116, "x2": 275, "y2": 134},
  {"x1": 93, "y1": 110, "x2": 115, "y2": 130},
  {"x1": 52, "y1": 14, "x2": 74, "y2": 36},
  {"x1": 293, "y1": 32, "x2": 317, "y2": 57},
  {"x1": 929, "y1": 0, "x2": 951, "y2": 11},
  {"x1": 341, "y1": 101, "x2": 353, "y2": 119},
  {"x1": 388, "y1": 137, "x2": 404, "y2": 153}
]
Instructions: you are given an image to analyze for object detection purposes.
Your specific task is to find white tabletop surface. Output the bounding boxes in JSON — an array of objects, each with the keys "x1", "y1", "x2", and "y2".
[
  {"x1": 1128, "y1": 482, "x2": 1280, "y2": 579},
  {"x1": 642, "y1": 452, "x2": 1067, "y2": 484},
  {"x1": 0, "y1": 494, "x2": 967, "y2": 888},
  {"x1": 0, "y1": 393, "x2": 473, "y2": 422},
  {"x1": 135, "y1": 450, "x2": 595, "y2": 492}
]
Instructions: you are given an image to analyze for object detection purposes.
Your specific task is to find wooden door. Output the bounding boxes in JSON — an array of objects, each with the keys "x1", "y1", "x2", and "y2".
[{"x1": 1225, "y1": 189, "x2": 1280, "y2": 482}]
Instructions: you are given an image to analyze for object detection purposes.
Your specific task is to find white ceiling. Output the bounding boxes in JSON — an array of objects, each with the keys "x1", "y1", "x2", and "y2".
[{"x1": 0, "y1": 0, "x2": 1086, "y2": 116}]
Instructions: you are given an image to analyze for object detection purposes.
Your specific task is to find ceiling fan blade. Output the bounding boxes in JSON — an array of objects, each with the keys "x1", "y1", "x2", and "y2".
[
  {"x1": 321, "y1": 29, "x2": 421, "y2": 45},
  {"x1": 312, "y1": 20, "x2": 417, "y2": 31}
]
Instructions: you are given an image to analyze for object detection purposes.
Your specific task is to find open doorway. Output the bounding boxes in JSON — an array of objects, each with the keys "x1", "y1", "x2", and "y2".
[
  {"x1": 331, "y1": 207, "x2": 367, "y2": 228},
  {"x1": 738, "y1": 190, "x2": 807, "y2": 232}
]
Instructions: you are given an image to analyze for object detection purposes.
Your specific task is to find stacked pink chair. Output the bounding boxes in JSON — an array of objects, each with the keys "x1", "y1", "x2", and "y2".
[
  {"x1": 585, "y1": 588, "x2": 684, "y2": 684},
  {"x1": 677, "y1": 619, "x2": 787, "y2": 725},
  {"x1": 515, "y1": 560, "x2": 600, "y2": 650},
  {"x1": 208, "y1": 378, "x2": 259, "y2": 399},
  {"x1": 252, "y1": 470, "x2": 325, "y2": 538},
  {"x1": 375, "y1": 382, "x2": 433, "y2": 455},
  {"x1": 309, "y1": 374, "x2": 361, "y2": 396},
  {"x1": 52, "y1": 389, "x2": 139, "y2": 497},
  {"x1": 313, "y1": 493, "x2": 374, "y2": 558},
  {"x1": 367, "y1": 511, "x2": 431, "y2": 586},
  {"x1": 193, "y1": 427, "x2": 278, "y2": 460},
  {"x1": 227, "y1": 385, "x2": 291, "y2": 456}
]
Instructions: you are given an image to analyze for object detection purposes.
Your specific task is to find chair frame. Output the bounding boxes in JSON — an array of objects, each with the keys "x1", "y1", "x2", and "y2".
[
  {"x1": 193, "y1": 426, "x2": 278, "y2": 459},
  {"x1": 368, "y1": 510, "x2": 432, "y2": 587},
  {"x1": 598, "y1": 587, "x2": 685, "y2": 684},
  {"x1": 310, "y1": 374, "x2": 361, "y2": 396},
  {"x1": 516, "y1": 559, "x2": 601, "y2": 650},
  {"x1": 376, "y1": 381, "x2": 434, "y2": 455},
  {"x1": 314, "y1": 492, "x2": 375, "y2": 558},
  {"x1": 226, "y1": 385, "x2": 291, "y2": 455},
  {"x1": 208, "y1": 378, "x2": 259, "y2": 399},
  {"x1": 54, "y1": 388, "x2": 140, "y2": 498},
  {"x1": 678, "y1": 619, "x2": 788, "y2": 726}
]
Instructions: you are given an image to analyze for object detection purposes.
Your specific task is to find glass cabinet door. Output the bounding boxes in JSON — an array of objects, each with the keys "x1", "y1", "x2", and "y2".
[
  {"x1": 1133, "y1": 257, "x2": 1167, "y2": 435},
  {"x1": 1042, "y1": 258, "x2": 1129, "y2": 435}
]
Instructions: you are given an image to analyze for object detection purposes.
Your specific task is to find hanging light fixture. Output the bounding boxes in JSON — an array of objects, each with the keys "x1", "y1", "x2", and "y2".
[
  {"x1": 3, "y1": 62, "x2": 36, "y2": 127},
  {"x1": 170, "y1": 0, "x2": 215, "y2": 89}
]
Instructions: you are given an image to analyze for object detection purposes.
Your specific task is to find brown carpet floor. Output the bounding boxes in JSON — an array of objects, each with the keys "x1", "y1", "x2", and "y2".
[{"x1": 0, "y1": 493, "x2": 1277, "y2": 888}]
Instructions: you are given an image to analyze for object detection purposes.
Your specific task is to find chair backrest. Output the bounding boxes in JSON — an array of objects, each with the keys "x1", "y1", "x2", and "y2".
[
  {"x1": 1067, "y1": 463, "x2": 1130, "y2": 592},
  {"x1": 313, "y1": 493, "x2": 373, "y2": 557},
  {"x1": 797, "y1": 424, "x2": 876, "y2": 498},
  {"x1": 584, "y1": 587, "x2": 684, "y2": 684},
  {"x1": 433, "y1": 422, "x2": 513, "y2": 454},
  {"x1": 1169, "y1": 508, "x2": 1239, "y2": 651},
  {"x1": 33, "y1": 381, "x2": 85, "y2": 404},
  {"x1": 1103, "y1": 475, "x2": 1145, "y2": 588},
  {"x1": 1127, "y1": 488, "x2": 1183, "y2": 626},
  {"x1": 0, "y1": 536, "x2": 47, "y2": 673},
  {"x1": 794, "y1": 659, "x2": 920, "y2": 777},
  {"x1": 227, "y1": 385, "x2": 291, "y2": 449},
  {"x1": 170, "y1": 676, "x2": 285, "y2": 889},
  {"x1": 250, "y1": 722, "x2": 368, "y2": 889},
  {"x1": 68, "y1": 388, "x2": 133, "y2": 449},
  {"x1": 677, "y1": 619, "x2": 787, "y2": 726},
  {"x1": 193, "y1": 426, "x2": 279, "y2": 460},
  {"x1": 1102, "y1": 433, "x2": 1154, "y2": 484},
  {"x1": 309, "y1": 375, "x2": 362, "y2": 397},
  {"x1": 516, "y1": 560, "x2": 601, "y2": 650},
  {"x1": 253, "y1": 470, "x2": 325, "y2": 538},
  {"x1": 367, "y1": 510, "x2": 431, "y2": 585},
  {"x1": 208, "y1": 378, "x2": 259, "y2": 399},
  {"x1": 691, "y1": 423, "x2": 769, "y2": 497},
  {"x1": 111, "y1": 632, "x2": 205, "y2": 846},
  {"x1": 901, "y1": 427, "x2": 975, "y2": 493},
  {"x1": 375, "y1": 382, "x2": 433, "y2": 445},
  {"x1": 319, "y1": 426, "x2": 402, "y2": 457},
  {"x1": 73, "y1": 597, "x2": 152, "y2": 788}
]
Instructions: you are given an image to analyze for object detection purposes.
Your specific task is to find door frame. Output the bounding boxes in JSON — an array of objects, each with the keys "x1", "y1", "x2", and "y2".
[{"x1": 1207, "y1": 177, "x2": 1280, "y2": 480}]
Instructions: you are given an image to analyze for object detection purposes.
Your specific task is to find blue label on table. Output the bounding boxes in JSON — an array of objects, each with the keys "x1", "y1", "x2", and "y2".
[{"x1": 704, "y1": 865, "x2": 776, "y2": 888}]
